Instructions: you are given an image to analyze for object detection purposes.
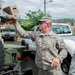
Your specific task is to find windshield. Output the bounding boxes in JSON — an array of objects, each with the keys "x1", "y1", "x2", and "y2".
[
  {"x1": 31, "y1": 25, "x2": 71, "y2": 34},
  {"x1": 2, "y1": 26, "x2": 16, "y2": 32},
  {"x1": 51, "y1": 25, "x2": 71, "y2": 34},
  {"x1": 2, "y1": 29, "x2": 16, "y2": 32}
]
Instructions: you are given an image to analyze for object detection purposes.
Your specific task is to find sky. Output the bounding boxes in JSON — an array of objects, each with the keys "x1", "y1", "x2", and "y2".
[{"x1": 2, "y1": 0, "x2": 75, "y2": 20}]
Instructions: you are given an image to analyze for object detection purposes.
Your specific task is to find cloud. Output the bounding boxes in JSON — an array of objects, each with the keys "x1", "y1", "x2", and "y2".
[
  {"x1": 3, "y1": 0, "x2": 15, "y2": 7},
  {"x1": 2, "y1": 0, "x2": 75, "y2": 19},
  {"x1": 47, "y1": 0, "x2": 75, "y2": 19}
]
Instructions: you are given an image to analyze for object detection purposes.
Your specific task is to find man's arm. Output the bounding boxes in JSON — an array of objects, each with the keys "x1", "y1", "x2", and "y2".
[
  {"x1": 14, "y1": 22, "x2": 36, "y2": 40},
  {"x1": 56, "y1": 37, "x2": 68, "y2": 63},
  {"x1": 0, "y1": 10, "x2": 17, "y2": 23},
  {"x1": 0, "y1": 10, "x2": 12, "y2": 20},
  {"x1": 51, "y1": 36, "x2": 68, "y2": 68},
  {"x1": 3, "y1": 11, "x2": 12, "y2": 19}
]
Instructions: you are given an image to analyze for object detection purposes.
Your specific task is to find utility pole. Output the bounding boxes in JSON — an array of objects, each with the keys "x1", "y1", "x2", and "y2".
[
  {"x1": 44, "y1": 0, "x2": 46, "y2": 15},
  {"x1": 44, "y1": 0, "x2": 52, "y2": 15},
  {"x1": 0, "y1": 0, "x2": 2, "y2": 9}
]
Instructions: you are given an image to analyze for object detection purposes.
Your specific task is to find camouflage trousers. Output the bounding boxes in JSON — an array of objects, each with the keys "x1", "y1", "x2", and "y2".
[
  {"x1": 69, "y1": 54, "x2": 75, "y2": 75},
  {"x1": 38, "y1": 65, "x2": 63, "y2": 75}
]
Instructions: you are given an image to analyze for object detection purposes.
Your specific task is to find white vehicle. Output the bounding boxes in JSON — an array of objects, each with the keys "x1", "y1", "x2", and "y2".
[
  {"x1": 21, "y1": 23, "x2": 75, "y2": 74},
  {"x1": 1, "y1": 25, "x2": 17, "y2": 41}
]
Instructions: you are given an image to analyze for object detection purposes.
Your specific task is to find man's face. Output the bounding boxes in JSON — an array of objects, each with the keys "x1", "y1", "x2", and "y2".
[{"x1": 39, "y1": 21, "x2": 49, "y2": 33}]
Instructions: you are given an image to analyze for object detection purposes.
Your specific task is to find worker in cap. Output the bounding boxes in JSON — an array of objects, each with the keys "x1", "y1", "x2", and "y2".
[
  {"x1": 14, "y1": 16, "x2": 67, "y2": 75},
  {"x1": 0, "y1": 0, "x2": 17, "y2": 71}
]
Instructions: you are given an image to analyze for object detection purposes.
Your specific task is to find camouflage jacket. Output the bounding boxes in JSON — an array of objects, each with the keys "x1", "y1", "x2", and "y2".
[
  {"x1": 0, "y1": 2, "x2": 12, "y2": 23},
  {"x1": 0, "y1": 2, "x2": 12, "y2": 38},
  {"x1": 15, "y1": 22, "x2": 68, "y2": 70},
  {"x1": 0, "y1": 10, "x2": 12, "y2": 22}
]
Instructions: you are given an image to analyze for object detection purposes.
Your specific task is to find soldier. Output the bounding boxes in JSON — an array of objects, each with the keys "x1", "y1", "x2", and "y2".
[
  {"x1": 68, "y1": 52, "x2": 75, "y2": 75},
  {"x1": 0, "y1": 0, "x2": 17, "y2": 40},
  {"x1": 0, "y1": 0, "x2": 17, "y2": 70},
  {"x1": 14, "y1": 17, "x2": 67, "y2": 75}
]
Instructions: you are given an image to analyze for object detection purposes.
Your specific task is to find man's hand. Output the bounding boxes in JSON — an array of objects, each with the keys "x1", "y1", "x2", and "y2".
[
  {"x1": 51, "y1": 58, "x2": 60, "y2": 68},
  {"x1": 12, "y1": 15, "x2": 18, "y2": 22}
]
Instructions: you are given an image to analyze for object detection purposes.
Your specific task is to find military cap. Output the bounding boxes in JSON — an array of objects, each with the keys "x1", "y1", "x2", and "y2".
[{"x1": 39, "y1": 17, "x2": 52, "y2": 23}]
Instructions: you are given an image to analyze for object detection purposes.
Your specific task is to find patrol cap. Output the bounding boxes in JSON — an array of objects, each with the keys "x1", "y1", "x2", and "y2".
[{"x1": 39, "y1": 17, "x2": 52, "y2": 23}]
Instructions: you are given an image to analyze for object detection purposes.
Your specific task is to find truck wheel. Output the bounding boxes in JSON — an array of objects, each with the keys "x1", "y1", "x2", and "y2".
[
  {"x1": 61, "y1": 59, "x2": 69, "y2": 74},
  {"x1": 0, "y1": 39, "x2": 5, "y2": 70}
]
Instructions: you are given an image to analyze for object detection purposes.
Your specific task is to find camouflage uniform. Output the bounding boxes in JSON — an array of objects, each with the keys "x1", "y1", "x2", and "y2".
[
  {"x1": 0, "y1": 1, "x2": 13, "y2": 71},
  {"x1": 0, "y1": 0, "x2": 12, "y2": 23},
  {"x1": 69, "y1": 52, "x2": 75, "y2": 75},
  {"x1": 0, "y1": 0, "x2": 12, "y2": 38},
  {"x1": 15, "y1": 22, "x2": 68, "y2": 75},
  {"x1": 0, "y1": 9, "x2": 12, "y2": 22}
]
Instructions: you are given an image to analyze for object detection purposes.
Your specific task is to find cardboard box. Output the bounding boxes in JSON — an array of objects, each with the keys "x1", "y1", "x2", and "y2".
[
  {"x1": 2, "y1": 5, "x2": 20, "y2": 24},
  {"x1": 3, "y1": 5, "x2": 20, "y2": 17}
]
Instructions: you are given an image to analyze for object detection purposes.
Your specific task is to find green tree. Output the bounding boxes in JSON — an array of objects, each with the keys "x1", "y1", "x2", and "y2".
[
  {"x1": 19, "y1": 10, "x2": 51, "y2": 30},
  {"x1": 53, "y1": 18, "x2": 75, "y2": 24}
]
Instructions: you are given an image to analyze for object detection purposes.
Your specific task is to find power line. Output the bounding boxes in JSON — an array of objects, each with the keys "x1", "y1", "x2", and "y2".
[
  {"x1": 44, "y1": 0, "x2": 53, "y2": 15},
  {"x1": 36, "y1": 4, "x2": 43, "y2": 11},
  {"x1": 36, "y1": 0, "x2": 44, "y2": 11}
]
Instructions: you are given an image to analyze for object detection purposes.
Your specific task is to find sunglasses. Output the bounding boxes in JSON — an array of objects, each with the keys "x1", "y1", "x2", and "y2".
[{"x1": 39, "y1": 21, "x2": 46, "y2": 24}]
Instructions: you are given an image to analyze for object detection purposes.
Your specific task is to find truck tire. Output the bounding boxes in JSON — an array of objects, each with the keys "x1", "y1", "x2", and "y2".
[
  {"x1": 0, "y1": 39, "x2": 5, "y2": 70},
  {"x1": 61, "y1": 59, "x2": 70, "y2": 74}
]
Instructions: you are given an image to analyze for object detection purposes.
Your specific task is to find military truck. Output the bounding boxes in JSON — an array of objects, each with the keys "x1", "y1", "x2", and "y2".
[{"x1": 0, "y1": 38, "x2": 33, "y2": 75}]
